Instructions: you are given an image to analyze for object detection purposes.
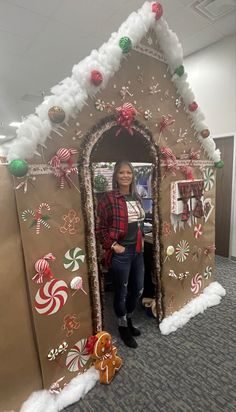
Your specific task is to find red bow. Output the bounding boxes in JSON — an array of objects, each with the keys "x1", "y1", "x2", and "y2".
[
  {"x1": 115, "y1": 103, "x2": 137, "y2": 136},
  {"x1": 85, "y1": 335, "x2": 98, "y2": 354}
]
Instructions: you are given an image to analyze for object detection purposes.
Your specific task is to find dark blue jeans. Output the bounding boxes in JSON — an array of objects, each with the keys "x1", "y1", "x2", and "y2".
[{"x1": 111, "y1": 244, "x2": 144, "y2": 318}]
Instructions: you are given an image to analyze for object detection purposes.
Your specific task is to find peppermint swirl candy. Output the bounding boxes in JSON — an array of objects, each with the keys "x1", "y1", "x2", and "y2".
[
  {"x1": 191, "y1": 273, "x2": 202, "y2": 294},
  {"x1": 204, "y1": 266, "x2": 212, "y2": 279},
  {"x1": 34, "y1": 279, "x2": 68, "y2": 315},
  {"x1": 63, "y1": 247, "x2": 85, "y2": 272},
  {"x1": 203, "y1": 167, "x2": 215, "y2": 191},
  {"x1": 175, "y1": 240, "x2": 190, "y2": 262},
  {"x1": 66, "y1": 338, "x2": 90, "y2": 372}
]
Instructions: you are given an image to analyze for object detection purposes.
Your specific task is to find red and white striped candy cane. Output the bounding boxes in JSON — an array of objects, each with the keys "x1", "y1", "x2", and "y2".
[{"x1": 35, "y1": 203, "x2": 50, "y2": 235}]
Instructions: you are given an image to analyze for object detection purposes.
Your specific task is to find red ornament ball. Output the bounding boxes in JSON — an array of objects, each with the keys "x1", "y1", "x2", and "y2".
[
  {"x1": 188, "y1": 101, "x2": 198, "y2": 112},
  {"x1": 152, "y1": 2, "x2": 163, "y2": 20},
  {"x1": 91, "y1": 70, "x2": 103, "y2": 86},
  {"x1": 201, "y1": 129, "x2": 210, "y2": 139}
]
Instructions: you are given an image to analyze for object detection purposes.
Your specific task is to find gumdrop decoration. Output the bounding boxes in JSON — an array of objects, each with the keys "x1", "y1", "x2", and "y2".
[
  {"x1": 119, "y1": 36, "x2": 132, "y2": 53},
  {"x1": 90, "y1": 70, "x2": 103, "y2": 86},
  {"x1": 48, "y1": 106, "x2": 65, "y2": 123},
  {"x1": 8, "y1": 159, "x2": 28, "y2": 177}
]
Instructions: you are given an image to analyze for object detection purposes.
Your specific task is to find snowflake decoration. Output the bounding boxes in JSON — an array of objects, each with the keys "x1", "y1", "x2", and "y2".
[
  {"x1": 164, "y1": 89, "x2": 170, "y2": 99},
  {"x1": 149, "y1": 83, "x2": 161, "y2": 95},
  {"x1": 147, "y1": 36, "x2": 153, "y2": 45},
  {"x1": 137, "y1": 73, "x2": 143, "y2": 83},
  {"x1": 176, "y1": 240, "x2": 190, "y2": 262},
  {"x1": 95, "y1": 99, "x2": 106, "y2": 111},
  {"x1": 144, "y1": 110, "x2": 152, "y2": 120},
  {"x1": 177, "y1": 128, "x2": 188, "y2": 144},
  {"x1": 72, "y1": 129, "x2": 83, "y2": 141},
  {"x1": 120, "y1": 86, "x2": 133, "y2": 101}
]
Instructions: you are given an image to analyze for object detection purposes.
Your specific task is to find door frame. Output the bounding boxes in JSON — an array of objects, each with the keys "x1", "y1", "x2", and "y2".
[{"x1": 213, "y1": 133, "x2": 236, "y2": 259}]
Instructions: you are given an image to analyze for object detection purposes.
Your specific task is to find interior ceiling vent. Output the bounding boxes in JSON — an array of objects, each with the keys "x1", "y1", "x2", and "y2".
[
  {"x1": 21, "y1": 94, "x2": 43, "y2": 103},
  {"x1": 192, "y1": 0, "x2": 236, "y2": 21}
]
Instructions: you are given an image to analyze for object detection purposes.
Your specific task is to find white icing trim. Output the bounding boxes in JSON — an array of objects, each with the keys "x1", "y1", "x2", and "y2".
[
  {"x1": 19, "y1": 367, "x2": 99, "y2": 412},
  {"x1": 6, "y1": 1, "x2": 220, "y2": 163},
  {"x1": 159, "y1": 281, "x2": 226, "y2": 335}
]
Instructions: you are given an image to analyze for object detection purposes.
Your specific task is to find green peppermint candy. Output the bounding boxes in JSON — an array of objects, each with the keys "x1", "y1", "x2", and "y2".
[{"x1": 63, "y1": 247, "x2": 85, "y2": 272}]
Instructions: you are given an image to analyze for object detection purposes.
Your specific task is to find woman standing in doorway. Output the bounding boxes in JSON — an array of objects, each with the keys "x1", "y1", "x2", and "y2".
[{"x1": 96, "y1": 161, "x2": 145, "y2": 348}]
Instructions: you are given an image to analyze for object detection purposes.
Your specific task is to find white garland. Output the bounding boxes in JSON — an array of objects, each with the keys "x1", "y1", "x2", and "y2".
[
  {"x1": 159, "y1": 281, "x2": 226, "y2": 335},
  {"x1": 6, "y1": 1, "x2": 220, "y2": 163}
]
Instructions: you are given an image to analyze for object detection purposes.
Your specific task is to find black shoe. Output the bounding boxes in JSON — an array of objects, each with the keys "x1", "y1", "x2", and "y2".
[
  {"x1": 118, "y1": 326, "x2": 138, "y2": 348},
  {"x1": 127, "y1": 318, "x2": 141, "y2": 337}
]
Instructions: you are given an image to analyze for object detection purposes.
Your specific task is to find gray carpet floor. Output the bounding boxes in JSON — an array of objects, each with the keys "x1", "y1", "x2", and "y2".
[{"x1": 64, "y1": 256, "x2": 236, "y2": 412}]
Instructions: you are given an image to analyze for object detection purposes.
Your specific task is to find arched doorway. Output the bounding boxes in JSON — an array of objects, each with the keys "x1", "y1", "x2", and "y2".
[{"x1": 78, "y1": 116, "x2": 163, "y2": 332}]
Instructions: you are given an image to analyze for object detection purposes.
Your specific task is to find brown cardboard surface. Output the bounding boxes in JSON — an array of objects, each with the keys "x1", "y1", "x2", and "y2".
[{"x1": 0, "y1": 166, "x2": 42, "y2": 411}]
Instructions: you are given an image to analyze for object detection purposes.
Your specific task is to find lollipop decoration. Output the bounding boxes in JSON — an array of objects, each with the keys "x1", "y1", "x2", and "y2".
[
  {"x1": 70, "y1": 276, "x2": 87, "y2": 296},
  {"x1": 22, "y1": 203, "x2": 51, "y2": 235},
  {"x1": 34, "y1": 279, "x2": 68, "y2": 315},
  {"x1": 66, "y1": 338, "x2": 90, "y2": 372},
  {"x1": 63, "y1": 247, "x2": 85, "y2": 272},
  {"x1": 49, "y1": 148, "x2": 78, "y2": 189},
  {"x1": 163, "y1": 245, "x2": 175, "y2": 263},
  {"x1": 191, "y1": 273, "x2": 202, "y2": 294},
  {"x1": 32, "y1": 253, "x2": 56, "y2": 284}
]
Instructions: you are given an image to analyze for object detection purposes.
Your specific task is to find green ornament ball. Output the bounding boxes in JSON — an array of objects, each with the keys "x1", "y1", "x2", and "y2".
[
  {"x1": 215, "y1": 160, "x2": 224, "y2": 169},
  {"x1": 8, "y1": 159, "x2": 29, "y2": 177},
  {"x1": 119, "y1": 36, "x2": 132, "y2": 53},
  {"x1": 174, "y1": 65, "x2": 184, "y2": 77}
]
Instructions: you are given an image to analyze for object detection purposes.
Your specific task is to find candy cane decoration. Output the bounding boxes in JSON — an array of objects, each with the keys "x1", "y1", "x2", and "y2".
[
  {"x1": 32, "y1": 253, "x2": 56, "y2": 284},
  {"x1": 158, "y1": 114, "x2": 175, "y2": 142},
  {"x1": 22, "y1": 203, "x2": 51, "y2": 234},
  {"x1": 35, "y1": 203, "x2": 50, "y2": 234}
]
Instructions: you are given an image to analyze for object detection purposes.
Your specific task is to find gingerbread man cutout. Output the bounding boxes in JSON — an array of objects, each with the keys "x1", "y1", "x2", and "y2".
[
  {"x1": 60, "y1": 209, "x2": 80, "y2": 235},
  {"x1": 93, "y1": 331, "x2": 122, "y2": 384}
]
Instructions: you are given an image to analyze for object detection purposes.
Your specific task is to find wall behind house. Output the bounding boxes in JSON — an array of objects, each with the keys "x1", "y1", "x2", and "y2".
[{"x1": 184, "y1": 34, "x2": 236, "y2": 258}]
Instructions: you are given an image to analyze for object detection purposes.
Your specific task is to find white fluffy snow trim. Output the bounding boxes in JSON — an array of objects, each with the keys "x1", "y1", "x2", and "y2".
[
  {"x1": 159, "y1": 281, "x2": 226, "y2": 335},
  {"x1": 20, "y1": 367, "x2": 99, "y2": 412},
  {"x1": 6, "y1": 0, "x2": 220, "y2": 163}
]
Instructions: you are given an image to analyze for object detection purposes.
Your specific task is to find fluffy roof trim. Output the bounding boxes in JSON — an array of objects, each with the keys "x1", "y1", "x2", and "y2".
[{"x1": 6, "y1": 1, "x2": 220, "y2": 163}]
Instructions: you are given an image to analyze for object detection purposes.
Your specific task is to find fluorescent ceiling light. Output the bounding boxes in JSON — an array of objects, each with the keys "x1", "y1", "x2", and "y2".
[
  {"x1": 0, "y1": 135, "x2": 6, "y2": 139},
  {"x1": 9, "y1": 122, "x2": 22, "y2": 127}
]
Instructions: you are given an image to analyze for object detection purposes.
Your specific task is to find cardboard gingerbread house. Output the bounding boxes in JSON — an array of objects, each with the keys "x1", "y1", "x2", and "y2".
[{"x1": 0, "y1": 2, "x2": 226, "y2": 410}]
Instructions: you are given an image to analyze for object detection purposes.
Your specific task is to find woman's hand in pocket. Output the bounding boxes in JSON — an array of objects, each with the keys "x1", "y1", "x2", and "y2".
[{"x1": 113, "y1": 244, "x2": 125, "y2": 254}]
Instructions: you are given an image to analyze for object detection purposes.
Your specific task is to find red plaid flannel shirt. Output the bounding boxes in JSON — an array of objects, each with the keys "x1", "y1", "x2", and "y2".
[{"x1": 96, "y1": 190, "x2": 128, "y2": 268}]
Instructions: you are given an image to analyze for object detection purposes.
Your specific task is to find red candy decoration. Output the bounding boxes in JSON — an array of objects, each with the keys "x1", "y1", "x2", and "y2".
[
  {"x1": 152, "y1": 2, "x2": 163, "y2": 20},
  {"x1": 188, "y1": 101, "x2": 198, "y2": 112},
  {"x1": 91, "y1": 70, "x2": 103, "y2": 86},
  {"x1": 201, "y1": 129, "x2": 210, "y2": 139}
]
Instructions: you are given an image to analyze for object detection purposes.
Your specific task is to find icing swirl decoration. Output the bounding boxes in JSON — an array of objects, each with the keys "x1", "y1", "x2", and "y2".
[
  {"x1": 34, "y1": 279, "x2": 68, "y2": 315},
  {"x1": 191, "y1": 273, "x2": 202, "y2": 294},
  {"x1": 66, "y1": 338, "x2": 90, "y2": 372},
  {"x1": 175, "y1": 240, "x2": 190, "y2": 262},
  {"x1": 204, "y1": 266, "x2": 212, "y2": 279},
  {"x1": 63, "y1": 247, "x2": 85, "y2": 272},
  {"x1": 203, "y1": 167, "x2": 215, "y2": 191}
]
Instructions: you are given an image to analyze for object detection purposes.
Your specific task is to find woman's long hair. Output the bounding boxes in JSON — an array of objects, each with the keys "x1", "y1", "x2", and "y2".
[{"x1": 112, "y1": 161, "x2": 142, "y2": 201}]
